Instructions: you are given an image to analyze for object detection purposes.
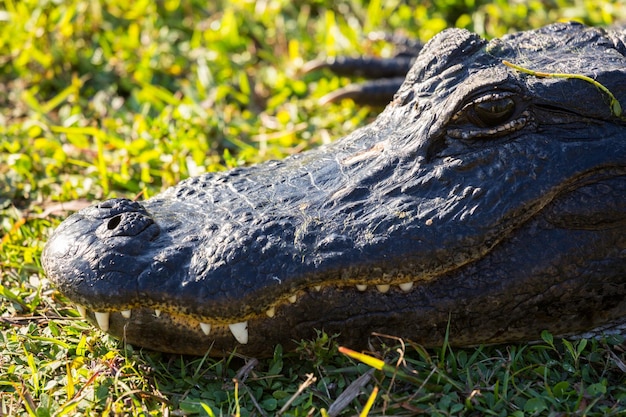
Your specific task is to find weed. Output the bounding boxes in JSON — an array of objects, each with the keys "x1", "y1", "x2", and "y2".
[{"x1": 2, "y1": 0, "x2": 626, "y2": 415}]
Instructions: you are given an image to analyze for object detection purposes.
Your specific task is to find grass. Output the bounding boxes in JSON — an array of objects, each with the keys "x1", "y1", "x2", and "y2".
[{"x1": 1, "y1": 0, "x2": 625, "y2": 415}]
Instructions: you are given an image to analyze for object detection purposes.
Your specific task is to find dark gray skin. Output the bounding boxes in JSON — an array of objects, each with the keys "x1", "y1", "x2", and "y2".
[{"x1": 43, "y1": 23, "x2": 626, "y2": 357}]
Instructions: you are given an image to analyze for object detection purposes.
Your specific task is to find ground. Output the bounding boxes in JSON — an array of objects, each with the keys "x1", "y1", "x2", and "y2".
[{"x1": 1, "y1": 0, "x2": 626, "y2": 415}]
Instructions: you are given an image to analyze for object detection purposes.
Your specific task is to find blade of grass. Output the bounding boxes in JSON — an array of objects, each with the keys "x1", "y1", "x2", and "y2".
[
  {"x1": 339, "y1": 346, "x2": 444, "y2": 392},
  {"x1": 502, "y1": 60, "x2": 623, "y2": 118},
  {"x1": 359, "y1": 386, "x2": 378, "y2": 417}
]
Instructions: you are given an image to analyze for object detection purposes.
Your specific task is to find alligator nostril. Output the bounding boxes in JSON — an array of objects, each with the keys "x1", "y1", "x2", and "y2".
[{"x1": 107, "y1": 215, "x2": 122, "y2": 230}]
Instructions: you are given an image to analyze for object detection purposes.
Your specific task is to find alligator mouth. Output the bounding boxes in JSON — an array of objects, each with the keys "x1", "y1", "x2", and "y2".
[
  {"x1": 75, "y1": 279, "x2": 421, "y2": 346},
  {"x1": 65, "y1": 198, "x2": 435, "y2": 348}
]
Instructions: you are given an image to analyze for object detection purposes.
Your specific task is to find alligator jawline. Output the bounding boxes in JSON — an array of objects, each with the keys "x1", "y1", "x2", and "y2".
[
  {"x1": 75, "y1": 278, "x2": 427, "y2": 346},
  {"x1": 77, "y1": 169, "x2": 625, "y2": 349}
]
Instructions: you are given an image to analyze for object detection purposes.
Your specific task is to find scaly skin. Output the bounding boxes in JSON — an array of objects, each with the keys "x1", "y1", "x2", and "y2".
[{"x1": 43, "y1": 23, "x2": 626, "y2": 356}]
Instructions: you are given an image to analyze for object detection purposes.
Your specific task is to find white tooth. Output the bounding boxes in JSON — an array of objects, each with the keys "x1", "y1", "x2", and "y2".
[
  {"x1": 399, "y1": 282, "x2": 414, "y2": 292},
  {"x1": 200, "y1": 323, "x2": 212, "y2": 335},
  {"x1": 76, "y1": 305, "x2": 87, "y2": 317},
  {"x1": 94, "y1": 312, "x2": 110, "y2": 331},
  {"x1": 229, "y1": 321, "x2": 249, "y2": 344},
  {"x1": 154, "y1": 309, "x2": 161, "y2": 317},
  {"x1": 376, "y1": 285, "x2": 390, "y2": 293},
  {"x1": 356, "y1": 285, "x2": 367, "y2": 291},
  {"x1": 266, "y1": 307, "x2": 276, "y2": 318},
  {"x1": 314, "y1": 285, "x2": 322, "y2": 291},
  {"x1": 121, "y1": 310, "x2": 132, "y2": 319},
  {"x1": 288, "y1": 295, "x2": 297, "y2": 303}
]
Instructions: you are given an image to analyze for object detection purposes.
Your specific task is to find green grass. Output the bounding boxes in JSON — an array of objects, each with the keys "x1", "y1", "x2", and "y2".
[{"x1": 1, "y1": 0, "x2": 626, "y2": 415}]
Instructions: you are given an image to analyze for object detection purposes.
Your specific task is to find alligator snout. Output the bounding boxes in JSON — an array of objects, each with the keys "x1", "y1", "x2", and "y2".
[{"x1": 42, "y1": 198, "x2": 163, "y2": 314}]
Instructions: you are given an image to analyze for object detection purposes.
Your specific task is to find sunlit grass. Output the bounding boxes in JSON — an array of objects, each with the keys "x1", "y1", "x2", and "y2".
[{"x1": 1, "y1": 0, "x2": 626, "y2": 415}]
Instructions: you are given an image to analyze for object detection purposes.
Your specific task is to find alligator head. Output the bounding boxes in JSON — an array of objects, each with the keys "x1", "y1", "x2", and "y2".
[{"x1": 43, "y1": 23, "x2": 626, "y2": 356}]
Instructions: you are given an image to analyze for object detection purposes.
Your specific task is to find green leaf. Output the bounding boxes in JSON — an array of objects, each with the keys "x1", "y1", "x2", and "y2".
[
  {"x1": 524, "y1": 397, "x2": 547, "y2": 413},
  {"x1": 541, "y1": 330, "x2": 554, "y2": 347},
  {"x1": 552, "y1": 381, "x2": 571, "y2": 398},
  {"x1": 587, "y1": 382, "x2": 607, "y2": 396}
]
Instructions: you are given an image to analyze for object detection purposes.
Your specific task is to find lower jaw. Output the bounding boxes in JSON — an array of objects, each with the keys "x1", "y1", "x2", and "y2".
[
  {"x1": 74, "y1": 281, "x2": 424, "y2": 356},
  {"x1": 79, "y1": 307, "x2": 259, "y2": 356}
]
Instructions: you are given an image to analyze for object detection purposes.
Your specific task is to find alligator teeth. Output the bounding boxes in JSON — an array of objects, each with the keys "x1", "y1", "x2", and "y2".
[
  {"x1": 154, "y1": 309, "x2": 162, "y2": 317},
  {"x1": 356, "y1": 285, "x2": 367, "y2": 291},
  {"x1": 200, "y1": 323, "x2": 212, "y2": 335},
  {"x1": 228, "y1": 321, "x2": 249, "y2": 344},
  {"x1": 266, "y1": 307, "x2": 276, "y2": 318},
  {"x1": 76, "y1": 305, "x2": 87, "y2": 317},
  {"x1": 288, "y1": 295, "x2": 297, "y2": 303},
  {"x1": 399, "y1": 282, "x2": 414, "y2": 292},
  {"x1": 121, "y1": 310, "x2": 132, "y2": 319},
  {"x1": 94, "y1": 312, "x2": 110, "y2": 331},
  {"x1": 376, "y1": 285, "x2": 390, "y2": 293},
  {"x1": 314, "y1": 285, "x2": 322, "y2": 291}
]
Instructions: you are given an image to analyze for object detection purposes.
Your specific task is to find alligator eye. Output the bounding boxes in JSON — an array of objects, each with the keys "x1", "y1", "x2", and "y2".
[
  {"x1": 447, "y1": 92, "x2": 529, "y2": 141},
  {"x1": 473, "y1": 97, "x2": 515, "y2": 127}
]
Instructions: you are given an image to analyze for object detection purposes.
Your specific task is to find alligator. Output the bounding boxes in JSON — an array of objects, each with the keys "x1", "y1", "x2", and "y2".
[{"x1": 42, "y1": 22, "x2": 626, "y2": 357}]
